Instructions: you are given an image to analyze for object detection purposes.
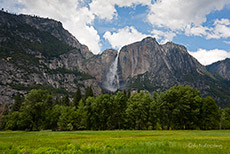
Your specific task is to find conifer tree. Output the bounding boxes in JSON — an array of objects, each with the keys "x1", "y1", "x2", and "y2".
[
  {"x1": 73, "y1": 87, "x2": 82, "y2": 107},
  {"x1": 11, "y1": 93, "x2": 23, "y2": 112},
  {"x1": 85, "y1": 86, "x2": 94, "y2": 99}
]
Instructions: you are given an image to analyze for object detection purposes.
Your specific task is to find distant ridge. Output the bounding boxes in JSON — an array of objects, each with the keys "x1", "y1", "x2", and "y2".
[{"x1": 0, "y1": 11, "x2": 230, "y2": 107}]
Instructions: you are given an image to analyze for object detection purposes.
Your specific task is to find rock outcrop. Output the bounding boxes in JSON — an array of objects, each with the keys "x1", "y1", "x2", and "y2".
[
  {"x1": 207, "y1": 58, "x2": 230, "y2": 81},
  {"x1": 85, "y1": 49, "x2": 118, "y2": 83},
  {"x1": 0, "y1": 11, "x2": 100, "y2": 105},
  {"x1": 119, "y1": 37, "x2": 207, "y2": 90},
  {"x1": 0, "y1": 11, "x2": 230, "y2": 107},
  {"x1": 118, "y1": 37, "x2": 230, "y2": 107}
]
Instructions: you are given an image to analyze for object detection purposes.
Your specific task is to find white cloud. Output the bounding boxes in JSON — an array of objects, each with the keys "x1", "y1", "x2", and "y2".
[
  {"x1": 114, "y1": 0, "x2": 151, "y2": 8},
  {"x1": 189, "y1": 49, "x2": 230, "y2": 65},
  {"x1": 89, "y1": 0, "x2": 151, "y2": 21},
  {"x1": 151, "y1": 29, "x2": 176, "y2": 44},
  {"x1": 89, "y1": 0, "x2": 117, "y2": 21},
  {"x1": 0, "y1": 0, "x2": 157, "y2": 54},
  {"x1": 0, "y1": 0, "x2": 22, "y2": 13},
  {"x1": 147, "y1": 0, "x2": 230, "y2": 30},
  {"x1": 207, "y1": 19, "x2": 230, "y2": 39},
  {"x1": 2, "y1": 0, "x2": 102, "y2": 54},
  {"x1": 1, "y1": 0, "x2": 230, "y2": 54},
  {"x1": 103, "y1": 26, "x2": 150, "y2": 49},
  {"x1": 224, "y1": 41, "x2": 230, "y2": 44},
  {"x1": 184, "y1": 18, "x2": 230, "y2": 42},
  {"x1": 185, "y1": 25, "x2": 209, "y2": 37},
  {"x1": 214, "y1": 18, "x2": 230, "y2": 25},
  {"x1": 1, "y1": 0, "x2": 152, "y2": 54}
]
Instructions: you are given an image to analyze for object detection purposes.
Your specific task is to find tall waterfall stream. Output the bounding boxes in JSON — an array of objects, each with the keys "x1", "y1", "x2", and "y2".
[{"x1": 104, "y1": 53, "x2": 119, "y2": 92}]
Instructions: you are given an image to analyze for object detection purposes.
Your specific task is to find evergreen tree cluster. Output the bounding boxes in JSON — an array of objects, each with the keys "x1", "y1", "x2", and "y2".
[{"x1": 1, "y1": 85, "x2": 230, "y2": 131}]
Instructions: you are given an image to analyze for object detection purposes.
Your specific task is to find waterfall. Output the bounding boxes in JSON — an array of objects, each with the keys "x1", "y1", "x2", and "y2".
[{"x1": 105, "y1": 53, "x2": 119, "y2": 92}]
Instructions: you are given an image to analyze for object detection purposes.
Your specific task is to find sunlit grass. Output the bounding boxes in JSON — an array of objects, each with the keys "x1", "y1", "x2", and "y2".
[{"x1": 0, "y1": 130, "x2": 229, "y2": 153}]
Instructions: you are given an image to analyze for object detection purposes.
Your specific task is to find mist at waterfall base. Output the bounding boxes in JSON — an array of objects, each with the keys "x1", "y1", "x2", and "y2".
[{"x1": 104, "y1": 54, "x2": 120, "y2": 92}]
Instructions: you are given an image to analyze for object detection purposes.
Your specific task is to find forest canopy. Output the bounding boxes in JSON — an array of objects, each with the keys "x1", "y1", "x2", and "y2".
[{"x1": 1, "y1": 85, "x2": 230, "y2": 131}]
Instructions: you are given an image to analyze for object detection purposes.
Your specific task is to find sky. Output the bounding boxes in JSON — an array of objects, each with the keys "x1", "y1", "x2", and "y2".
[{"x1": 1, "y1": 0, "x2": 230, "y2": 65}]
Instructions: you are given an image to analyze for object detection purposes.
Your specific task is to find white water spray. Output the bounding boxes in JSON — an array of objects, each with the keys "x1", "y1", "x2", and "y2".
[{"x1": 105, "y1": 53, "x2": 120, "y2": 92}]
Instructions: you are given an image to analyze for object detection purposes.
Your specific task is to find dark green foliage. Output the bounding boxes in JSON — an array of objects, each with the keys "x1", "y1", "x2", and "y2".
[
  {"x1": 4, "y1": 89, "x2": 52, "y2": 130},
  {"x1": 0, "y1": 104, "x2": 8, "y2": 129},
  {"x1": 57, "y1": 106, "x2": 76, "y2": 131},
  {"x1": 83, "y1": 97, "x2": 94, "y2": 130},
  {"x1": 90, "y1": 94, "x2": 115, "y2": 130},
  {"x1": 158, "y1": 85, "x2": 202, "y2": 130},
  {"x1": 113, "y1": 92, "x2": 128, "y2": 129},
  {"x1": 201, "y1": 96, "x2": 220, "y2": 130},
  {"x1": 74, "y1": 100, "x2": 87, "y2": 130},
  {"x1": 11, "y1": 93, "x2": 24, "y2": 112},
  {"x1": 0, "y1": 23, "x2": 73, "y2": 58},
  {"x1": 220, "y1": 108, "x2": 230, "y2": 129},
  {"x1": 0, "y1": 85, "x2": 226, "y2": 131},
  {"x1": 85, "y1": 86, "x2": 94, "y2": 99},
  {"x1": 45, "y1": 105, "x2": 63, "y2": 130},
  {"x1": 149, "y1": 98, "x2": 159, "y2": 130},
  {"x1": 61, "y1": 95, "x2": 70, "y2": 106},
  {"x1": 127, "y1": 89, "x2": 131, "y2": 98},
  {"x1": 127, "y1": 71, "x2": 230, "y2": 108},
  {"x1": 126, "y1": 91, "x2": 151, "y2": 130},
  {"x1": 73, "y1": 87, "x2": 82, "y2": 107}
]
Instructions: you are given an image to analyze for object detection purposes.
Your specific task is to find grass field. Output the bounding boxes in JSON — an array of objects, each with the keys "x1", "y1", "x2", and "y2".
[{"x1": 0, "y1": 130, "x2": 230, "y2": 154}]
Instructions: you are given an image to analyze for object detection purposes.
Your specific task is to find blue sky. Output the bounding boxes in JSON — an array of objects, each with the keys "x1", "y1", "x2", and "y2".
[{"x1": 1, "y1": 0, "x2": 230, "y2": 65}]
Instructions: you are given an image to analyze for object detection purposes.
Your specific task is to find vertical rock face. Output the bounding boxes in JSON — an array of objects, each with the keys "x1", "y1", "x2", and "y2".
[
  {"x1": 0, "y1": 11, "x2": 101, "y2": 105},
  {"x1": 1, "y1": 11, "x2": 230, "y2": 107},
  {"x1": 207, "y1": 58, "x2": 230, "y2": 81},
  {"x1": 117, "y1": 37, "x2": 230, "y2": 107},
  {"x1": 85, "y1": 49, "x2": 118, "y2": 86},
  {"x1": 0, "y1": 11, "x2": 94, "y2": 59},
  {"x1": 119, "y1": 37, "x2": 160, "y2": 80},
  {"x1": 119, "y1": 37, "x2": 207, "y2": 88}
]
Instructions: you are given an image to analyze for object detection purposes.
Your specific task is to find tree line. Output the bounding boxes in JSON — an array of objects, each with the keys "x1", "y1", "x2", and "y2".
[{"x1": 0, "y1": 85, "x2": 230, "y2": 131}]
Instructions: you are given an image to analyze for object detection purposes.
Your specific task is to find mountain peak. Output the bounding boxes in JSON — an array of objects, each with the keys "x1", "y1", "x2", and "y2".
[
  {"x1": 207, "y1": 58, "x2": 230, "y2": 81},
  {"x1": 103, "y1": 49, "x2": 118, "y2": 55},
  {"x1": 141, "y1": 36, "x2": 157, "y2": 42},
  {"x1": 1, "y1": 11, "x2": 230, "y2": 108},
  {"x1": 163, "y1": 41, "x2": 187, "y2": 51}
]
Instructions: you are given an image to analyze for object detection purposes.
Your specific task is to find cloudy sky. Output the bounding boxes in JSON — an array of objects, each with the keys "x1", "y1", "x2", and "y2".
[{"x1": 1, "y1": 0, "x2": 230, "y2": 65}]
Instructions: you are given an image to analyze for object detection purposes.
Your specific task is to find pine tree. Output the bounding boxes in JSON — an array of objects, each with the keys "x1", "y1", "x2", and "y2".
[
  {"x1": 11, "y1": 93, "x2": 23, "y2": 112},
  {"x1": 127, "y1": 89, "x2": 131, "y2": 98},
  {"x1": 123, "y1": 90, "x2": 127, "y2": 97},
  {"x1": 73, "y1": 87, "x2": 82, "y2": 107},
  {"x1": 61, "y1": 94, "x2": 70, "y2": 106},
  {"x1": 85, "y1": 86, "x2": 94, "y2": 99}
]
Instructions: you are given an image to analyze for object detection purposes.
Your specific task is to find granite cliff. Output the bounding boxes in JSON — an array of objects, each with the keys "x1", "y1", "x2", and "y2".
[
  {"x1": 117, "y1": 38, "x2": 230, "y2": 107},
  {"x1": 0, "y1": 11, "x2": 230, "y2": 107},
  {"x1": 207, "y1": 58, "x2": 230, "y2": 81},
  {"x1": 119, "y1": 37, "x2": 207, "y2": 89},
  {"x1": 0, "y1": 10, "x2": 100, "y2": 105}
]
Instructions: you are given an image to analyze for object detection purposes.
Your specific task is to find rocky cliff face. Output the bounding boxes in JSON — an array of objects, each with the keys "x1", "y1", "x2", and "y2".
[
  {"x1": 207, "y1": 58, "x2": 230, "y2": 81},
  {"x1": 85, "y1": 49, "x2": 118, "y2": 83},
  {"x1": 0, "y1": 11, "x2": 230, "y2": 107},
  {"x1": 0, "y1": 11, "x2": 100, "y2": 105},
  {"x1": 0, "y1": 10, "x2": 93, "y2": 58},
  {"x1": 118, "y1": 37, "x2": 230, "y2": 107},
  {"x1": 119, "y1": 37, "x2": 207, "y2": 90}
]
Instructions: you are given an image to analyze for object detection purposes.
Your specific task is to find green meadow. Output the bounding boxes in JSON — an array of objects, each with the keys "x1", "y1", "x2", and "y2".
[{"x1": 0, "y1": 130, "x2": 229, "y2": 154}]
